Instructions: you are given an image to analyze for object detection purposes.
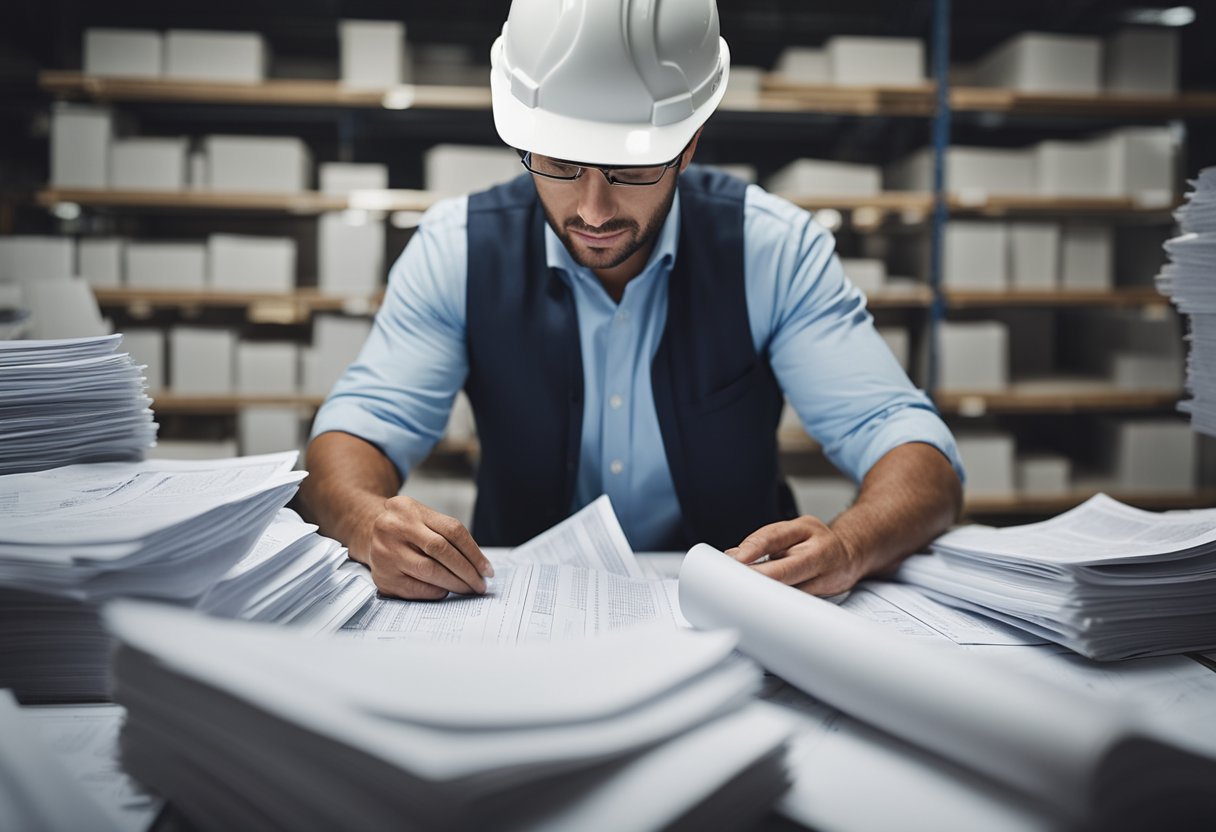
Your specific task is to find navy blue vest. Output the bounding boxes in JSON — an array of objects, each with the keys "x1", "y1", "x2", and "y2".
[{"x1": 465, "y1": 166, "x2": 793, "y2": 549}]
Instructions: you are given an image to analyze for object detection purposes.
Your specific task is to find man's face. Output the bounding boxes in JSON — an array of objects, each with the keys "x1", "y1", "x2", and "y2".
[{"x1": 530, "y1": 139, "x2": 698, "y2": 275}]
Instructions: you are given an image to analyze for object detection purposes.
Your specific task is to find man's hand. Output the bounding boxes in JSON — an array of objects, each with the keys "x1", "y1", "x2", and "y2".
[
  {"x1": 364, "y1": 496, "x2": 495, "y2": 600},
  {"x1": 726, "y1": 516, "x2": 862, "y2": 597}
]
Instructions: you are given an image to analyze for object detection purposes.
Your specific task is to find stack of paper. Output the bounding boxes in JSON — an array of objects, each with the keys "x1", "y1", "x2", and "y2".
[
  {"x1": 196, "y1": 508, "x2": 374, "y2": 634},
  {"x1": 893, "y1": 494, "x2": 1216, "y2": 660},
  {"x1": 105, "y1": 601, "x2": 791, "y2": 831},
  {"x1": 1159, "y1": 166, "x2": 1216, "y2": 436},
  {"x1": 679, "y1": 543, "x2": 1216, "y2": 829},
  {"x1": 0, "y1": 453, "x2": 305, "y2": 702},
  {"x1": 0, "y1": 334, "x2": 157, "y2": 475}
]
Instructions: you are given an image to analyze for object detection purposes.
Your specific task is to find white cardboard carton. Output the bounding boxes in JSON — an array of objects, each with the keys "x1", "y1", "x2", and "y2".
[
  {"x1": 937, "y1": 320, "x2": 1008, "y2": 391},
  {"x1": 877, "y1": 326, "x2": 910, "y2": 371},
  {"x1": 24, "y1": 278, "x2": 108, "y2": 340},
  {"x1": 84, "y1": 28, "x2": 163, "y2": 78},
  {"x1": 1114, "y1": 420, "x2": 1196, "y2": 491},
  {"x1": 319, "y1": 162, "x2": 390, "y2": 195},
  {"x1": 165, "y1": 30, "x2": 267, "y2": 83},
  {"x1": 302, "y1": 314, "x2": 373, "y2": 397},
  {"x1": 207, "y1": 234, "x2": 296, "y2": 292},
  {"x1": 1060, "y1": 226, "x2": 1113, "y2": 290},
  {"x1": 424, "y1": 144, "x2": 521, "y2": 195},
  {"x1": 236, "y1": 341, "x2": 299, "y2": 395},
  {"x1": 1008, "y1": 223, "x2": 1060, "y2": 289},
  {"x1": 339, "y1": 20, "x2": 408, "y2": 87},
  {"x1": 942, "y1": 222, "x2": 1007, "y2": 289},
  {"x1": 1016, "y1": 454, "x2": 1070, "y2": 494},
  {"x1": 973, "y1": 32, "x2": 1102, "y2": 94},
  {"x1": 110, "y1": 137, "x2": 189, "y2": 191},
  {"x1": 78, "y1": 238, "x2": 126, "y2": 288},
  {"x1": 723, "y1": 66, "x2": 764, "y2": 102},
  {"x1": 825, "y1": 36, "x2": 924, "y2": 87},
  {"x1": 126, "y1": 242, "x2": 207, "y2": 290},
  {"x1": 1033, "y1": 140, "x2": 1110, "y2": 198},
  {"x1": 204, "y1": 136, "x2": 312, "y2": 192},
  {"x1": 238, "y1": 407, "x2": 303, "y2": 456},
  {"x1": 887, "y1": 146, "x2": 1035, "y2": 197},
  {"x1": 318, "y1": 212, "x2": 385, "y2": 295},
  {"x1": 956, "y1": 433, "x2": 1017, "y2": 498},
  {"x1": 840, "y1": 258, "x2": 887, "y2": 292},
  {"x1": 51, "y1": 104, "x2": 112, "y2": 189},
  {"x1": 121, "y1": 329, "x2": 165, "y2": 392},
  {"x1": 1103, "y1": 127, "x2": 1175, "y2": 206},
  {"x1": 765, "y1": 159, "x2": 881, "y2": 196},
  {"x1": 772, "y1": 48, "x2": 830, "y2": 84},
  {"x1": 169, "y1": 326, "x2": 235, "y2": 394},
  {"x1": 0, "y1": 236, "x2": 75, "y2": 282},
  {"x1": 1104, "y1": 28, "x2": 1178, "y2": 95}
]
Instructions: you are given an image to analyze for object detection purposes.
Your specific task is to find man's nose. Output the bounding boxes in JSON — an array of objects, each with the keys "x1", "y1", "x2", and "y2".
[{"x1": 575, "y1": 170, "x2": 618, "y2": 228}]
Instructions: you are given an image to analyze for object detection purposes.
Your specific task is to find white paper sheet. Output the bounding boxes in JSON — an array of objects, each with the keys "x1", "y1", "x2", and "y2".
[{"x1": 489, "y1": 495, "x2": 644, "y2": 577}]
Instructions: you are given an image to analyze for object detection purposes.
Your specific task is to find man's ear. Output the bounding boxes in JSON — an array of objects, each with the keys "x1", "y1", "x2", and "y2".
[{"x1": 679, "y1": 128, "x2": 704, "y2": 172}]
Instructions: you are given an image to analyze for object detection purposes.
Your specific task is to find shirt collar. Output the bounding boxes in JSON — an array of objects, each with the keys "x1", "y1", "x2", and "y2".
[{"x1": 544, "y1": 189, "x2": 681, "y2": 282}]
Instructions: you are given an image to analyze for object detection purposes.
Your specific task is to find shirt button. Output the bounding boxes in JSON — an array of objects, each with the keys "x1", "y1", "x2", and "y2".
[
  {"x1": 609, "y1": 394, "x2": 623, "y2": 409},
  {"x1": 615, "y1": 310, "x2": 630, "y2": 323},
  {"x1": 609, "y1": 460, "x2": 624, "y2": 475}
]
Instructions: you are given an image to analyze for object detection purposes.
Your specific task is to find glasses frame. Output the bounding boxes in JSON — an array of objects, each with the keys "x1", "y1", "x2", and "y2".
[{"x1": 517, "y1": 142, "x2": 690, "y2": 187}]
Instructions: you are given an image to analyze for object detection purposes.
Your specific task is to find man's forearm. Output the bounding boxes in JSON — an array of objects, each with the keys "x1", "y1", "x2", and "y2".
[
  {"x1": 829, "y1": 442, "x2": 963, "y2": 579},
  {"x1": 296, "y1": 431, "x2": 403, "y2": 563}
]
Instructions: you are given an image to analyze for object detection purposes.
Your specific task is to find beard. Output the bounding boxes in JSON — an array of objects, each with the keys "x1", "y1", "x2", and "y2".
[{"x1": 541, "y1": 177, "x2": 678, "y2": 272}]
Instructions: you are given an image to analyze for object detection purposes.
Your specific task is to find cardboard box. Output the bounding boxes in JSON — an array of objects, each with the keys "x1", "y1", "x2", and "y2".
[
  {"x1": 942, "y1": 221, "x2": 1007, "y2": 289},
  {"x1": 1008, "y1": 223, "x2": 1059, "y2": 289},
  {"x1": 236, "y1": 341, "x2": 299, "y2": 395},
  {"x1": 0, "y1": 236, "x2": 75, "y2": 282},
  {"x1": 772, "y1": 47, "x2": 829, "y2": 84},
  {"x1": 340, "y1": 20, "x2": 408, "y2": 87},
  {"x1": 51, "y1": 104, "x2": 112, "y2": 189},
  {"x1": 765, "y1": 159, "x2": 881, "y2": 197},
  {"x1": 1104, "y1": 28, "x2": 1178, "y2": 95},
  {"x1": 877, "y1": 326, "x2": 910, "y2": 371},
  {"x1": 423, "y1": 144, "x2": 521, "y2": 195},
  {"x1": 24, "y1": 278, "x2": 108, "y2": 340},
  {"x1": 1016, "y1": 454, "x2": 1070, "y2": 494},
  {"x1": 126, "y1": 242, "x2": 207, "y2": 290},
  {"x1": 207, "y1": 234, "x2": 296, "y2": 292},
  {"x1": 825, "y1": 36, "x2": 924, "y2": 87},
  {"x1": 319, "y1": 162, "x2": 389, "y2": 195},
  {"x1": 239, "y1": 407, "x2": 303, "y2": 456},
  {"x1": 937, "y1": 321, "x2": 1008, "y2": 391},
  {"x1": 110, "y1": 137, "x2": 189, "y2": 191},
  {"x1": 1103, "y1": 127, "x2": 1175, "y2": 206},
  {"x1": 169, "y1": 327, "x2": 235, "y2": 394},
  {"x1": 710, "y1": 164, "x2": 758, "y2": 184},
  {"x1": 1060, "y1": 226, "x2": 1113, "y2": 290},
  {"x1": 204, "y1": 136, "x2": 312, "y2": 193},
  {"x1": 1033, "y1": 140, "x2": 1110, "y2": 198},
  {"x1": 302, "y1": 314, "x2": 372, "y2": 397},
  {"x1": 84, "y1": 28, "x2": 163, "y2": 78},
  {"x1": 165, "y1": 30, "x2": 267, "y2": 83},
  {"x1": 887, "y1": 146, "x2": 1034, "y2": 198},
  {"x1": 78, "y1": 238, "x2": 126, "y2": 288},
  {"x1": 956, "y1": 433, "x2": 1016, "y2": 498},
  {"x1": 1113, "y1": 353, "x2": 1183, "y2": 391},
  {"x1": 121, "y1": 329, "x2": 165, "y2": 392},
  {"x1": 1114, "y1": 420, "x2": 1196, "y2": 491},
  {"x1": 840, "y1": 258, "x2": 887, "y2": 292},
  {"x1": 318, "y1": 212, "x2": 385, "y2": 295},
  {"x1": 973, "y1": 32, "x2": 1102, "y2": 94},
  {"x1": 723, "y1": 66, "x2": 764, "y2": 102}
]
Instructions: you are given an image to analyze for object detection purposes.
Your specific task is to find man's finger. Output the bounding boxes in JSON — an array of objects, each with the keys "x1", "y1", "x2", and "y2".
[
  {"x1": 751, "y1": 550, "x2": 818, "y2": 586},
  {"x1": 375, "y1": 571, "x2": 451, "y2": 601},
  {"x1": 417, "y1": 526, "x2": 487, "y2": 594},
  {"x1": 401, "y1": 545, "x2": 480, "y2": 595},
  {"x1": 426, "y1": 511, "x2": 494, "y2": 579},
  {"x1": 730, "y1": 519, "x2": 813, "y2": 563}
]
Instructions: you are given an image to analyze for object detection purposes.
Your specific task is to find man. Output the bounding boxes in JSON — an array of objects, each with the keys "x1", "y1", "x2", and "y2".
[{"x1": 297, "y1": 0, "x2": 964, "y2": 601}]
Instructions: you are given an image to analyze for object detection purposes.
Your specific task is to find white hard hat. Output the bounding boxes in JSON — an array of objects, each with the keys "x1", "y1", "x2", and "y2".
[{"x1": 490, "y1": 0, "x2": 731, "y2": 166}]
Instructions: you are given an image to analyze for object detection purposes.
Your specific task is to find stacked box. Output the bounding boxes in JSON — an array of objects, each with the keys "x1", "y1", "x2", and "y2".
[
  {"x1": 840, "y1": 258, "x2": 886, "y2": 293},
  {"x1": 766, "y1": 159, "x2": 881, "y2": 196},
  {"x1": 236, "y1": 342, "x2": 299, "y2": 395},
  {"x1": 887, "y1": 146, "x2": 1034, "y2": 197},
  {"x1": 1032, "y1": 140, "x2": 1110, "y2": 198},
  {"x1": 772, "y1": 48, "x2": 829, "y2": 84},
  {"x1": 937, "y1": 321, "x2": 1008, "y2": 391},
  {"x1": 318, "y1": 213, "x2": 385, "y2": 296},
  {"x1": 121, "y1": 329, "x2": 166, "y2": 392},
  {"x1": 942, "y1": 222, "x2": 1007, "y2": 289},
  {"x1": 1016, "y1": 454, "x2": 1071, "y2": 494},
  {"x1": 972, "y1": 32, "x2": 1102, "y2": 94},
  {"x1": 319, "y1": 163, "x2": 389, "y2": 195},
  {"x1": 84, "y1": 28, "x2": 163, "y2": 78},
  {"x1": 204, "y1": 136, "x2": 312, "y2": 192},
  {"x1": 1008, "y1": 223, "x2": 1060, "y2": 289},
  {"x1": 1103, "y1": 127, "x2": 1175, "y2": 206},
  {"x1": 126, "y1": 243, "x2": 207, "y2": 290},
  {"x1": 1113, "y1": 420, "x2": 1197, "y2": 492},
  {"x1": 825, "y1": 37, "x2": 924, "y2": 87},
  {"x1": 423, "y1": 145, "x2": 521, "y2": 195},
  {"x1": 78, "y1": 238, "x2": 126, "y2": 288},
  {"x1": 1104, "y1": 28, "x2": 1178, "y2": 95},
  {"x1": 302, "y1": 314, "x2": 373, "y2": 397},
  {"x1": 239, "y1": 407, "x2": 304, "y2": 456},
  {"x1": 165, "y1": 30, "x2": 267, "y2": 83},
  {"x1": 51, "y1": 104, "x2": 112, "y2": 189},
  {"x1": 110, "y1": 138, "x2": 189, "y2": 191},
  {"x1": 1060, "y1": 226, "x2": 1113, "y2": 289},
  {"x1": 340, "y1": 20, "x2": 409, "y2": 87},
  {"x1": 207, "y1": 234, "x2": 296, "y2": 292},
  {"x1": 0, "y1": 236, "x2": 75, "y2": 282},
  {"x1": 169, "y1": 327, "x2": 235, "y2": 394},
  {"x1": 956, "y1": 433, "x2": 1017, "y2": 498}
]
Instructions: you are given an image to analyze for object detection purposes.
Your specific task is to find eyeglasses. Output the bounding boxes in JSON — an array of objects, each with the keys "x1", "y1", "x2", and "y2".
[{"x1": 518, "y1": 146, "x2": 686, "y2": 187}]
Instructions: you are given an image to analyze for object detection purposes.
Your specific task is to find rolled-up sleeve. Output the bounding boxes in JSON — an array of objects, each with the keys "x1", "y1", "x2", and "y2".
[
  {"x1": 744, "y1": 186, "x2": 965, "y2": 484},
  {"x1": 309, "y1": 197, "x2": 470, "y2": 480}
]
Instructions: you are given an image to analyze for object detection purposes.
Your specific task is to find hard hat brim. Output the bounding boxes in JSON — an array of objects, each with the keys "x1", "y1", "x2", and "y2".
[{"x1": 489, "y1": 36, "x2": 731, "y2": 167}]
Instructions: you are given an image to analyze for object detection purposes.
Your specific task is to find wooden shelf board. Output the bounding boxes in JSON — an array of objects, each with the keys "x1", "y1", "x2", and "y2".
[
  {"x1": 752, "y1": 80, "x2": 936, "y2": 116},
  {"x1": 951, "y1": 87, "x2": 1216, "y2": 117},
  {"x1": 937, "y1": 388, "x2": 1181, "y2": 414},
  {"x1": 944, "y1": 287, "x2": 1167, "y2": 308},
  {"x1": 946, "y1": 194, "x2": 1177, "y2": 217},
  {"x1": 965, "y1": 490, "x2": 1216, "y2": 515},
  {"x1": 784, "y1": 192, "x2": 935, "y2": 214},
  {"x1": 96, "y1": 287, "x2": 384, "y2": 314},
  {"x1": 37, "y1": 188, "x2": 436, "y2": 214}
]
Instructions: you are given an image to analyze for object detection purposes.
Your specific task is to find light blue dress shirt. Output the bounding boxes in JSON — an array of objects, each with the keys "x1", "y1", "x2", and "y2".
[{"x1": 311, "y1": 181, "x2": 964, "y2": 549}]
